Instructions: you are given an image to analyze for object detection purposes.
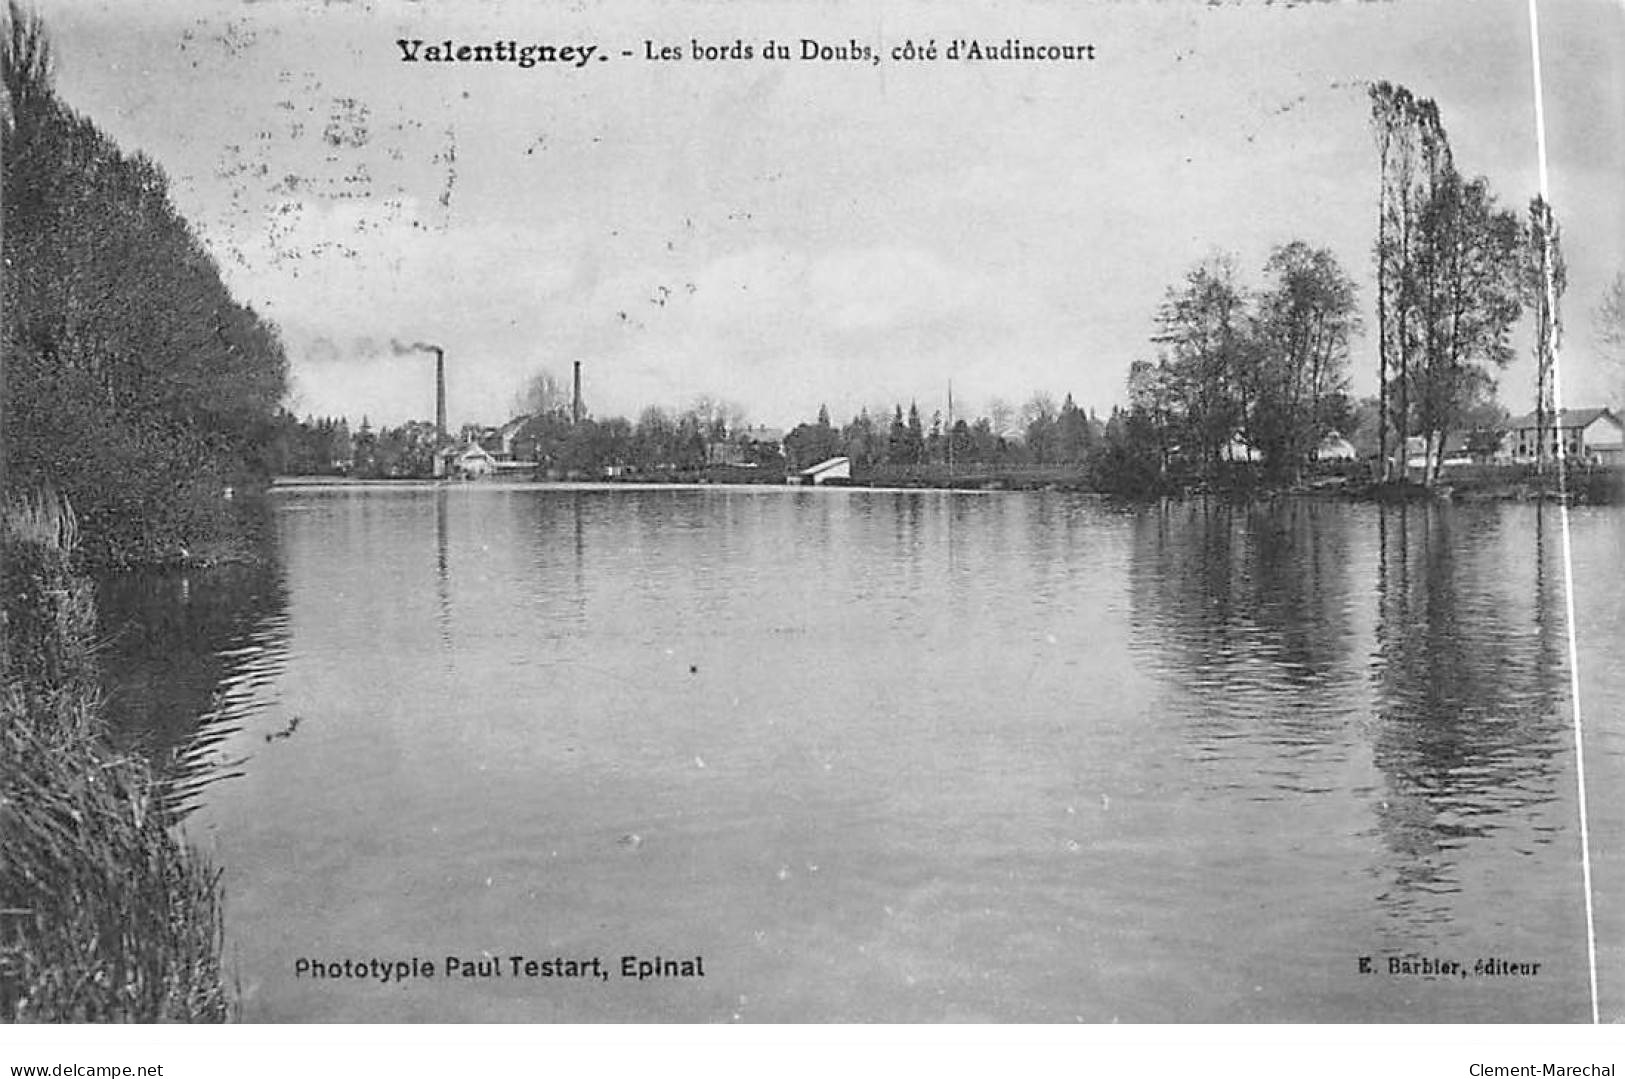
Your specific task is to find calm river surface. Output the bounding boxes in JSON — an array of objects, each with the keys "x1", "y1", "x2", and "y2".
[{"x1": 98, "y1": 485, "x2": 1623, "y2": 1022}]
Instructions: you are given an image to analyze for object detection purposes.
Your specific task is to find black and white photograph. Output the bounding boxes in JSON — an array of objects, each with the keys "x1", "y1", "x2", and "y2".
[{"x1": 1, "y1": 0, "x2": 1621, "y2": 1059}]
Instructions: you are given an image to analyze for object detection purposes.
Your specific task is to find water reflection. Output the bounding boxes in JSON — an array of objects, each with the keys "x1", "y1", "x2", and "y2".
[
  {"x1": 1368, "y1": 503, "x2": 1567, "y2": 923},
  {"x1": 1127, "y1": 498, "x2": 1358, "y2": 747},
  {"x1": 93, "y1": 487, "x2": 1607, "y2": 1021},
  {"x1": 1127, "y1": 498, "x2": 1574, "y2": 920},
  {"x1": 517, "y1": 490, "x2": 590, "y2": 633},
  {"x1": 95, "y1": 521, "x2": 290, "y2": 802}
]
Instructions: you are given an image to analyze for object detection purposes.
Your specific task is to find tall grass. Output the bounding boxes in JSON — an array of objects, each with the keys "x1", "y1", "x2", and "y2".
[{"x1": 1, "y1": 491, "x2": 230, "y2": 1021}]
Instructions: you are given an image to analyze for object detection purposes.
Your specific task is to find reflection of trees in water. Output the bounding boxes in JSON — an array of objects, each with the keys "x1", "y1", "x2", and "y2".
[
  {"x1": 1369, "y1": 503, "x2": 1566, "y2": 915},
  {"x1": 1128, "y1": 498, "x2": 1357, "y2": 718},
  {"x1": 1129, "y1": 500, "x2": 1569, "y2": 913},
  {"x1": 95, "y1": 512, "x2": 289, "y2": 804}
]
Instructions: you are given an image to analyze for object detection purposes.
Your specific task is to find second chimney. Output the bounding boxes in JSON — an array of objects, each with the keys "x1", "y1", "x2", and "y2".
[{"x1": 435, "y1": 348, "x2": 447, "y2": 443}]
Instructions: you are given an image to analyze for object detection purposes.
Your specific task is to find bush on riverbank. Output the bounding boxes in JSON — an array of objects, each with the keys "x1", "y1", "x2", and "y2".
[{"x1": 0, "y1": 492, "x2": 229, "y2": 1022}]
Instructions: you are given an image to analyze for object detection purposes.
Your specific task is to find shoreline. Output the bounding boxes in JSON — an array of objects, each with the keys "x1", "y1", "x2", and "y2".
[
  {"x1": 1, "y1": 494, "x2": 230, "y2": 1022},
  {"x1": 266, "y1": 467, "x2": 1624, "y2": 504}
]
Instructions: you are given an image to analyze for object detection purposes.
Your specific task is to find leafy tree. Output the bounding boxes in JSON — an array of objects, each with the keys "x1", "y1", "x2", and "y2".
[
  {"x1": 1410, "y1": 172, "x2": 1523, "y2": 482},
  {"x1": 673, "y1": 412, "x2": 708, "y2": 470},
  {"x1": 688, "y1": 395, "x2": 746, "y2": 441},
  {"x1": 1370, "y1": 82, "x2": 1524, "y2": 484},
  {"x1": 949, "y1": 419, "x2": 968, "y2": 464},
  {"x1": 925, "y1": 409, "x2": 944, "y2": 465},
  {"x1": 1055, "y1": 394, "x2": 1095, "y2": 465},
  {"x1": 1370, "y1": 84, "x2": 1455, "y2": 479},
  {"x1": 1153, "y1": 255, "x2": 1251, "y2": 478},
  {"x1": 840, "y1": 410, "x2": 884, "y2": 469},
  {"x1": 1125, "y1": 359, "x2": 1175, "y2": 478},
  {"x1": 986, "y1": 397, "x2": 1016, "y2": 441},
  {"x1": 632, "y1": 406, "x2": 677, "y2": 469},
  {"x1": 783, "y1": 422, "x2": 841, "y2": 471},
  {"x1": 1021, "y1": 393, "x2": 1059, "y2": 464},
  {"x1": 1370, "y1": 82, "x2": 1416, "y2": 476},
  {"x1": 1245, "y1": 242, "x2": 1361, "y2": 480},
  {"x1": 1522, "y1": 197, "x2": 1565, "y2": 472},
  {"x1": 593, "y1": 417, "x2": 634, "y2": 469},
  {"x1": 352, "y1": 416, "x2": 378, "y2": 475},
  {"x1": 904, "y1": 403, "x2": 926, "y2": 465},
  {"x1": 1092, "y1": 405, "x2": 1166, "y2": 494},
  {"x1": 969, "y1": 417, "x2": 1006, "y2": 463},
  {"x1": 890, "y1": 404, "x2": 916, "y2": 464}
]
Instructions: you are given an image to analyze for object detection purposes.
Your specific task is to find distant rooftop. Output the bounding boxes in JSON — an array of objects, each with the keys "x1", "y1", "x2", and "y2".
[{"x1": 1505, "y1": 407, "x2": 1618, "y2": 431}]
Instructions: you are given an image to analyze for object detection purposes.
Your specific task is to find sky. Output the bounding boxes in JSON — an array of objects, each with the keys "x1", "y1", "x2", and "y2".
[{"x1": 34, "y1": 0, "x2": 1625, "y2": 430}]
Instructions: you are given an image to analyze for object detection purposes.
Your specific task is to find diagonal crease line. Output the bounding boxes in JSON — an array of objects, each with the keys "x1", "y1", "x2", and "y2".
[{"x1": 1527, "y1": 0, "x2": 1600, "y2": 1026}]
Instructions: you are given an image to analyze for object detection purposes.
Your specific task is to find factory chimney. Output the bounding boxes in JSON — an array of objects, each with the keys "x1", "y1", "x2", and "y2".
[
  {"x1": 572, "y1": 361, "x2": 582, "y2": 425},
  {"x1": 434, "y1": 347, "x2": 447, "y2": 443}
]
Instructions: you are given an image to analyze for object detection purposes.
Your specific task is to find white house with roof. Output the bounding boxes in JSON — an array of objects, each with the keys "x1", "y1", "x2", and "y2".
[
  {"x1": 1506, "y1": 408, "x2": 1624, "y2": 465},
  {"x1": 435, "y1": 441, "x2": 498, "y2": 479}
]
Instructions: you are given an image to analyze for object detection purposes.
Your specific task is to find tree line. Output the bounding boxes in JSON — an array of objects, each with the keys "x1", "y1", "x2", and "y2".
[
  {"x1": 271, "y1": 390, "x2": 1119, "y2": 481},
  {"x1": 1102, "y1": 83, "x2": 1577, "y2": 492},
  {"x1": 779, "y1": 397, "x2": 1105, "y2": 474},
  {"x1": 2, "y1": 3, "x2": 289, "y2": 565},
  {"x1": 1116, "y1": 243, "x2": 1361, "y2": 486},
  {"x1": 1370, "y1": 82, "x2": 1557, "y2": 484}
]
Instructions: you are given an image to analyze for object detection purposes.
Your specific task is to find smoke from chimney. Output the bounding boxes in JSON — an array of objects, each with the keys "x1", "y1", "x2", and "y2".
[{"x1": 391, "y1": 339, "x2": 446, "y2": 441}]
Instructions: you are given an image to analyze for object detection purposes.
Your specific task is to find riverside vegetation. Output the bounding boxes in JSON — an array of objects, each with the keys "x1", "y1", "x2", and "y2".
[
  {"x1": 0, "y1": 494, "x2": 229, "y2": 1021},
  {"x1": 2, "y1": 3, "x2": 288, "y2": 1020},
  {"x1": 2, "y1": 5, "x2": 288, "y2": 569}
]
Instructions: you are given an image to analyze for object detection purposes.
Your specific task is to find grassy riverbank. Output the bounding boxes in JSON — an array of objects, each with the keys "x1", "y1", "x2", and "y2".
[
  {"x1": 0, "y1": 493, "x2": 229, "y2": 1022},
  {"x1": 1334, "y1": 464, "x2": 1625, "y2": 505}
]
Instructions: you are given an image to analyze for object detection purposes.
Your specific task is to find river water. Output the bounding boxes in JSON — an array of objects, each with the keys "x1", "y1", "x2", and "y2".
[{"x1": 97, "y1": 484, "x2": 1623, "y2": 1022}]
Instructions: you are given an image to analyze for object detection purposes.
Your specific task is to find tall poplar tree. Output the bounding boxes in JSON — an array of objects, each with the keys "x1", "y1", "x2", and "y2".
[
  {"x1": 1369, "y1": 82, "x2": 1523, "y2": 485},
  {"x1": 1524, "y1": 196, "x2": 1565, "y2": 472}
]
